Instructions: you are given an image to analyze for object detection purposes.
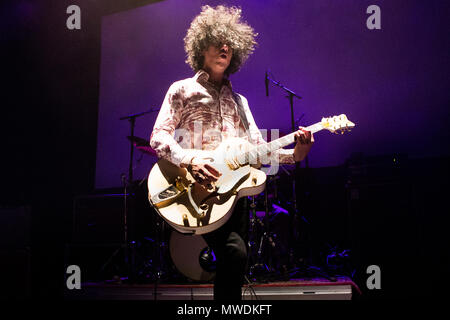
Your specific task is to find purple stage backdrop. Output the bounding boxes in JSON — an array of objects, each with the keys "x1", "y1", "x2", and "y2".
[{"x1": 95, "y1": 0, "x2": 449, "y2": 188}]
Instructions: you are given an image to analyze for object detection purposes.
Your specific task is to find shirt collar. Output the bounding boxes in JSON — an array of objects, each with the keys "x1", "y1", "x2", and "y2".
[{"x1": 193, "y1": 69, "x2": 233, "y2": 90}]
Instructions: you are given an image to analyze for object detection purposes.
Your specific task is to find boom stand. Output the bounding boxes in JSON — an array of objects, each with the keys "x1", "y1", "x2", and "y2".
[
  {"x1": 266, "y1": 74, "x2": 304, "y2": 265},
  {"x1": 105, "y1": 108, "x2": 158, "y2": 283},
  {"x1": 266, "y1": 74, "x2": 334, "y2": 280}
]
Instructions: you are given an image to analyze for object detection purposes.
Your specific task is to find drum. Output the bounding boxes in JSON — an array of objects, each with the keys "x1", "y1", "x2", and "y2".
[{"x1": 169, "y1": 231, "x2": 215, "y2": 282}]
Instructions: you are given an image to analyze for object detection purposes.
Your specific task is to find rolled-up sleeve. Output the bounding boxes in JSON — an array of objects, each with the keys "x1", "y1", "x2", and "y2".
[{"x1": 150, "y1": 82, "x2": 197, "y2": 167}]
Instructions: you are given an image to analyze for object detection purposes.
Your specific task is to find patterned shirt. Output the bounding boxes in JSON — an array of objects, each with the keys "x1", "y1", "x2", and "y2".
[{"x1": 150, "y1": 70, "x2": 295, "y2": 167}]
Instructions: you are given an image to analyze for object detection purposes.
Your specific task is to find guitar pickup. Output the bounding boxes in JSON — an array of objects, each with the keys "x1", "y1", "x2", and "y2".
[{"x1": 151, "y1": 176, "x2": 187, "y2": 208}]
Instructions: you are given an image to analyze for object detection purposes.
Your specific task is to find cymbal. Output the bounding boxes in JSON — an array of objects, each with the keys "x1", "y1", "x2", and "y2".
[
  {"x1": 127, "y1": 135, "x2": 149, "y2": 146},
  {"x1": 136, "y1": 146, "x2": 157, "y2": 156},
  {"x1": 127, "y1": 136, "x2": 157, "y2": 156}
]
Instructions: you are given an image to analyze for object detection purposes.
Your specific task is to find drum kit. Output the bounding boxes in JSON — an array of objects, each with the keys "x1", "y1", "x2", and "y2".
[{"x1": 122, "y1": 134, "x2": 303, "y2": 283}]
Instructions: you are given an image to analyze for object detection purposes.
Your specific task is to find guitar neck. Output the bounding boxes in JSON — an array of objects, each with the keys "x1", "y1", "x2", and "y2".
[{"x1": 255, "y1": 122, "x2": 324, "y2": 157}]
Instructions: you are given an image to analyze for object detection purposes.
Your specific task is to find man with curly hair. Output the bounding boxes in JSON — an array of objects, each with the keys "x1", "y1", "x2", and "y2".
[{"x1": 150, "y1": 5, "x2": 313, "y2": 301}]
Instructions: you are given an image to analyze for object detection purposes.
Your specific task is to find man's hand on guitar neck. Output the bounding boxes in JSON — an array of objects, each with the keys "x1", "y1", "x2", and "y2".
[
  {"x1": 187, "y1": 157, "x2": 222, "y2": 187},
  {"x1": 293, "y1": 127, "x2": 314, "y2": 162}
]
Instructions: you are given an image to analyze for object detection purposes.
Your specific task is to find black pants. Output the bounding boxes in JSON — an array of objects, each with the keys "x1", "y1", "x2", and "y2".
[{"x1": 202, "y1": 197, "x2": 249, "y2": 301}]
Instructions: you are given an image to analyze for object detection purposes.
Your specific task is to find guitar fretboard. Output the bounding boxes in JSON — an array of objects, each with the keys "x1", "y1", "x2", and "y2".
[
  {"x1": 257, "y1": 123, "x2": 323, "y2": 156},
  {"x1": 242, "y1": 122, "x2": 324, "y2": 162}
]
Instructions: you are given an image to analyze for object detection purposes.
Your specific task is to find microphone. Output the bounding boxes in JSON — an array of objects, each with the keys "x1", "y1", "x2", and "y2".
[{"x1": 265, "y1": 70, "x2": 269, "y2": 97}]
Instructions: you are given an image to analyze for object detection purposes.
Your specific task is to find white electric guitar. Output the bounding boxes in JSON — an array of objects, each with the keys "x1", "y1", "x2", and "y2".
[{"x1": 147, "y1": 114, "x2": 355, "y2": 235}]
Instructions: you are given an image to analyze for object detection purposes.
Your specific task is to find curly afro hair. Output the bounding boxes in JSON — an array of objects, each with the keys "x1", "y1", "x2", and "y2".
[{"x1": 184, "y1": 5, "x2": 258, "y2": 75}]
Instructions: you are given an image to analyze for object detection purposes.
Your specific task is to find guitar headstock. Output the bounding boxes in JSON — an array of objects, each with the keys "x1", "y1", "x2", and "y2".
[{"x1": 321, "y1": 114, "x2": 355, "y2": 134}]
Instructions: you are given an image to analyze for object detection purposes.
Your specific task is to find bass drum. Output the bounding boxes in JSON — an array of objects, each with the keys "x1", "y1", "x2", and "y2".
[{"x1": 169, "y1": 231, "x2": 216, "y2": 282}]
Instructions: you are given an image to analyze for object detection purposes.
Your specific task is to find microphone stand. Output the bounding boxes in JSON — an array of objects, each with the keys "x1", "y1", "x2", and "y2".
[
  {"x1": 265, "y1": 73, "x2": 312, "y2": 274},
  {"x1": 265, "y1": 73, "x2": 303, "y2": 209},
  {"x1": 118, "y1": 108, "x2": 158, "y2": 283},
  {"x1": 265, "y1": 74, "x2": 334, "y2": 281}
]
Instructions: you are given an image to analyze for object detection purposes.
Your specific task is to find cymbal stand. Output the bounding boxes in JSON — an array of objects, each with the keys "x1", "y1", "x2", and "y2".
[
  {"x1": 151, "y1": 214, "x2": 171, "y2": 300},
  {"x1": 263, "y1": 177, "x2": 276, "y2": 273},
  {"x1": 248, "y1": 182, "x2": 280, "y2": 281},
  {"x1": 248, "y1": 196, "x2": 266, "y2": 279},
  {"x1": 108, "y1": 108, "x2": 158, "y2": 283},
  {"x1": 153, "y1": 214, "x2": 170, "y2": 279},
  {"x1": 247, "y1": 196, "x2": 257, "y2": 274}
]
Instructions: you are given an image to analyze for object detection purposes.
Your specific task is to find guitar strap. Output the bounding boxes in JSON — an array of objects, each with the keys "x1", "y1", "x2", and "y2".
[{"x1": 232, "y1": 92, "x2": 251, "y2": 138}]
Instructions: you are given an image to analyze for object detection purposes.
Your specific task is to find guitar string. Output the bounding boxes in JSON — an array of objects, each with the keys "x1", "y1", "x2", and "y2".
[{"x1": 225, "y1": 123, "x2": 323, "y2": 166}]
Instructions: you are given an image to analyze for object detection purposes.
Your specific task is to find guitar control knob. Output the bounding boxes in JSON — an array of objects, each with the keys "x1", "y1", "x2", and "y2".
[
  {"x1": 182, "y1": 214, "x2": 189, "y2": 227},
  {"x1": 199, "y1": 204, "x2": 209, "y2": 218}
]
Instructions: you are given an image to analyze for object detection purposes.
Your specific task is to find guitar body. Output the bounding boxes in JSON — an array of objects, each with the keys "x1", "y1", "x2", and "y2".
[
  {"x1": 147, "y1": 115, "x2": 355, "y2": 235},
  {"x1": 147, "y1": 138, "x2": 267, "y2": 235}
]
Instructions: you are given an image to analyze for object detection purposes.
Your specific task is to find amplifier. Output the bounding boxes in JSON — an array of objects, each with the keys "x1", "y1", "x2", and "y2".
[
  {"x1": 0, "y1": 206, "x2": 31, "y2": 299},
  {"x1": 72, "y1": 193, "x2": 127, "y2": 244}
]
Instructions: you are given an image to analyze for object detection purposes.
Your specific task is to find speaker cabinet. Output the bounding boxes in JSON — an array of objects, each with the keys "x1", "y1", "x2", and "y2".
[
  {"x1": 0, "y1": 206, "x2": 31, "y2": 299},
  {"x1": 72, "y1": 194, "x2": 127, "y2": 244}
]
